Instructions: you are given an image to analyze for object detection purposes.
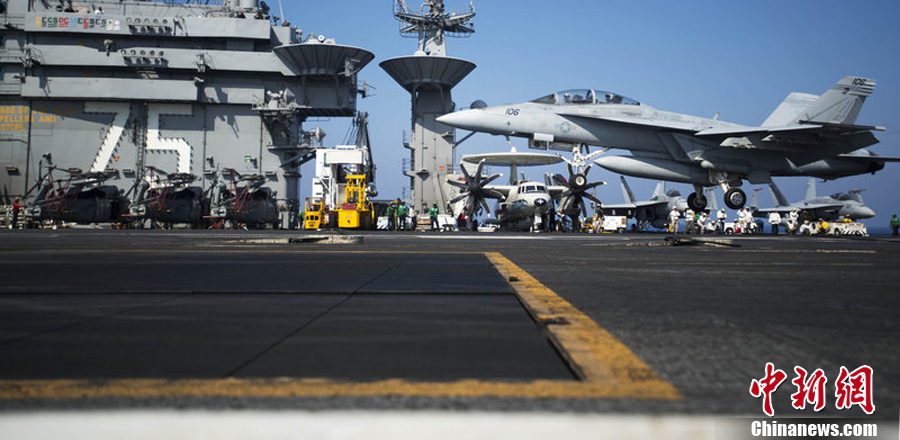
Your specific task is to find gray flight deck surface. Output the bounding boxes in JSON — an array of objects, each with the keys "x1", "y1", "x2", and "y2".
[{"x1": 0, "y1": 230, "x2": 897, "y2": 417}]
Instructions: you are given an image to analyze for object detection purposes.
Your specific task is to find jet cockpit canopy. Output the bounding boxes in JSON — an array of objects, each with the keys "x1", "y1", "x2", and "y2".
[{"x1": 530, "y1": 89, "x2": 640, "y2": 106}]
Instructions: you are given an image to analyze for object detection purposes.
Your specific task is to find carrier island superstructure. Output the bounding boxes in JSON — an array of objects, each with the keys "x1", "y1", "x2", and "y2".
[{"x1": 0, "y1": 0, "x2": 373, "y2": 228}]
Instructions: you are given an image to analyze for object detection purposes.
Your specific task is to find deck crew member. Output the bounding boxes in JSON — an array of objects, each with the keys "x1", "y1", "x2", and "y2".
[
  {"x1": 768, "y1": 211, "x2": 782, "y2": 234},
  {"x1": 668, "y1": 206, "x2": 679, "y2": 233},
  {"x1": 429, "y1": 204, "x2": 439, "y2": 231},
  {"x1": 397, "y1": 201, "x2": 409, "y2": 231},
  {"x1": 386, "y1": 200, "x2": 396, "y2": 231}
]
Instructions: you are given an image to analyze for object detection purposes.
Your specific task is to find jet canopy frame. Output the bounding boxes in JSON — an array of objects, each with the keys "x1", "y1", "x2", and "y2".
[{"x1": 530, "y1": 89, "x2": 640, "y2": 106}]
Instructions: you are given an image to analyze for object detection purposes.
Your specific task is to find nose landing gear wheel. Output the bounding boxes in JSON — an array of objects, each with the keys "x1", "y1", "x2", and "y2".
[
  {"x1": 687, "y1": 192, "x2": 708, "y2": 211},
  {"x1": 724, "y1": 188, "x2": 746, "y2": 209}
]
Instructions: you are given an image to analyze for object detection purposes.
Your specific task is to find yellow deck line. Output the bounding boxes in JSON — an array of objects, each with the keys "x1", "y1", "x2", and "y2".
[
  {"x1": 0, "y1": 252, "x2": 680, "y2": 401},
  {"x1": 484, "y1": 252, "x2": 681, "y2": 400}
]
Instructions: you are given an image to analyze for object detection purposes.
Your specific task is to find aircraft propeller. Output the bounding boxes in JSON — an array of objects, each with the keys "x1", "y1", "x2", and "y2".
[
  {"x1": 551, "y1": 163, "x2": 606, "y2": 218},
  {"x1": 447, "y1": 159, "x2": 505, "y2": 215}
]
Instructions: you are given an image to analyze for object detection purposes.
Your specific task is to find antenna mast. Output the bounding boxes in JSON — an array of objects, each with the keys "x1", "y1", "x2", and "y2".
[
  {"x1": 393, "y1": 0, "x2": 475, "y2": 56},
  {"x1": 381, "y1": 1, "x2": 476, "y2": 213}
]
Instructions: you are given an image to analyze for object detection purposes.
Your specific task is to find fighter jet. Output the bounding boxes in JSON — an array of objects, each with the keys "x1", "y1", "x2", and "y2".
[
  {"x1": 437, "y1": 76, "x2": 895, "y2": 211},
  {"x1": 447, "y1": 152, "x2": 604, "y2": 230},
  {"x1": 751, "y1": 178, "x2": 875, "y2": 222},
  {"x1": 601, "y1": 177, "x2": 687, "y2": 231}
]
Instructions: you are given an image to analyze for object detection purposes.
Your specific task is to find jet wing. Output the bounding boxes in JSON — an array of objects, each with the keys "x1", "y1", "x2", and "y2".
[
  {"x1": 556, "y1": 111, "x2": 700, "y2": 133},
  {"x1": 756, "y1": 203, "x2": 843, "y2": 215},
  {"x1": 837, "y1": 154, "x2": 900, "y2": 162},
  {"x1": 695, "y1": 122, "x2": 885, "y2": 141}
]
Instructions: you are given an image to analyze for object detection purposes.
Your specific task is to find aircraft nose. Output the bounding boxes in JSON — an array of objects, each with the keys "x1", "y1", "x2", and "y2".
[
  {"x1": 534, "y1": 198, "x2": 547, "y2": 207},
  {"x1": 436, "y1": 109, "x2": 483, "y2": 131},
  {"x1": 856, "y1": 207, "x2": 876, "y2": 219}
]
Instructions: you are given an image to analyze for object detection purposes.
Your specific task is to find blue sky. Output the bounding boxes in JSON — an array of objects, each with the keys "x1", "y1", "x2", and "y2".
[{"x1": 287, "y1": 0, "x2": 900, "y2": 227}]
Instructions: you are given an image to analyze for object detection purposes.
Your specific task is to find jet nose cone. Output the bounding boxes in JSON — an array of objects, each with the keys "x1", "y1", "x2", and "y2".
[
  {"x1": 436, "y1": 109, "x2": 481, "y2": 131},
  {"x1": 857, "y1": 207, "x2": 876, "y2": 219}
]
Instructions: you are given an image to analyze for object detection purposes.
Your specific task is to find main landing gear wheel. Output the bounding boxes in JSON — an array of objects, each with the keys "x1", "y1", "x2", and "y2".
[
  {"x1": 687, "y1": 192, "x2": 707, "y2": 211},
  {"x1": 724, "y1": 188, "x2": 747, "y2": 209}
]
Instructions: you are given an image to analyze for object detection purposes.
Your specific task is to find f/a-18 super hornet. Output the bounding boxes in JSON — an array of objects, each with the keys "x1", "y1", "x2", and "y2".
[
  {"x1": 601, "y1": 177, "x2": 688, "y2": 231},
  {"x1": 750, "y1": 178, "x2": 875, "y2": 222},
  {"x1": 447, "y1": 150, "x2": 605, "y2": 230},
  {"x1": 437, "y1": 76, "x2": 895, "y2": 211}
]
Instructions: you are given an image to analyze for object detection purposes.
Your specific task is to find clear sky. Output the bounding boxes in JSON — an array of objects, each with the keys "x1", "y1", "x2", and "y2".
[{"x1": 285, "y1": 0, "x2": 900, "y2": 227}]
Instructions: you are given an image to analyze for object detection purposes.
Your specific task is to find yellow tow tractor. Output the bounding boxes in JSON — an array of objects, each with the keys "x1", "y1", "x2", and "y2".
[
  {"x1": 338, "y1": 174, "x2": 374, "y2": 229},
  {"x1": 303, "y1": 197, "x2": 328, "y2": 230}
]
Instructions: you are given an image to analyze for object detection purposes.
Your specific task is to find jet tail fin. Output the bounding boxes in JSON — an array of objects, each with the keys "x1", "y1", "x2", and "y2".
[
  {"x1": 805, "y1": 178, "x2": 817, "y2": 200},
  {"x1": 651, "y1": 181, "x2": 666, "y2": 200},
  {"x1": 847, "y1": 189, "x2": 866, "y2": 205},
  {"x1": 620, "y1": 176, "x2": 636, "y2": 204},
  {"x1": 798, "y1": 76, "x2": 875, "y2": 125},
  {"x1": 762, "y1": 92, "x2": 819, "y2": 126},
  {"x1": 768, "y1": 181, "x2": 791, "y2": 207},
  {"x1": 751, "y1": 188, "x2": 764, "y2": 210}
]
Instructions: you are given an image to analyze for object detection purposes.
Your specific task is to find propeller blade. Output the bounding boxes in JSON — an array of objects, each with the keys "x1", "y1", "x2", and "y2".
[
  {"x1": 480, "y1": 197, "x2": 490, "y2": 214},
  {"x1": 474, "y1": 159, "x2": 486, "y2": 181},
  {"x1": 583, "y1": 180, "x2": 606, "y2": 190},
  {"x1": 480, "y1": 173, "x2": 503, "y2": 186},
  {"x1": 450, "y1": 193, "x2": 470, "y2": 204},
  {"x1": 460, "y1": 163, "x2": 471, "y2": 181},
  {"x1": 447, "y1": 179, "x2": 468, "y2": 189},
  {"x1": 583, "y1": 163, "x2": 593, "y2": 176},
  {"x1": 466, "y1": 197, "x2": 477, "y2": 215},
  {"x1": 585, "y1": 193, "x2": 603, "y2": 206},
  {"x1": 567, "y1": 163, "x2": 574, "y2": 179},
  {"x1": 484, "y1": 188, "x2": 507, "y2": 200},
  {"x1": 579, "y1": 199, "x2": 587, "y2": 217}
]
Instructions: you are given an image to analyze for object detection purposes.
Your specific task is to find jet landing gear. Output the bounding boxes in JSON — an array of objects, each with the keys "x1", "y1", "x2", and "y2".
[
  {"x1": 723, "y1": 188, "x2": 747, "y2": 210},
  {"x1": 687, "y1": 192, "x2": 708, "y2": 212},
  {"x1": 687, "y1": 187, "x2": 747, "y2": 210}
]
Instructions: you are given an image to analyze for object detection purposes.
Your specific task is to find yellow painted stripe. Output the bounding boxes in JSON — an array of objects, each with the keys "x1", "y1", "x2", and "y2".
[
  {"x1": 484, "y1": 252, "x2": 682, "y2": 400},
  {"x1": 0, "y1": 377, "x2": 672, "y2": 400},
  {"x1": 0, "y1": 252, "x2": 680, "y2": 401}
]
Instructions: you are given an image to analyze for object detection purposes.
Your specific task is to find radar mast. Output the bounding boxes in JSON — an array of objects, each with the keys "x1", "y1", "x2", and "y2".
[
  {"x1": 394, "y1": 0, "x2": 475, "y2": 56},
  {"x1": 381, "y1": 1, "x2": 476, "y2": 214}
]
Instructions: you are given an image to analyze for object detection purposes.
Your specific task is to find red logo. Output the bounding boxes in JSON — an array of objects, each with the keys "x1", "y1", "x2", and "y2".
[
  {"x1": 749, "y1": 362, "x2": 787, "y2": 417},
  {"x1": 750, "y1": 364, "x2": 875, "y2": 416},
  {"x1": 835, "y1": 365, "x2": 875, "y2": 414}
]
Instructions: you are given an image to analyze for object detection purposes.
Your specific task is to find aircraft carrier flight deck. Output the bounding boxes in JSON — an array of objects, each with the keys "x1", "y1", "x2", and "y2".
[{"x1": 0, "y1": 229, "x2": 897, "y2": 419}]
